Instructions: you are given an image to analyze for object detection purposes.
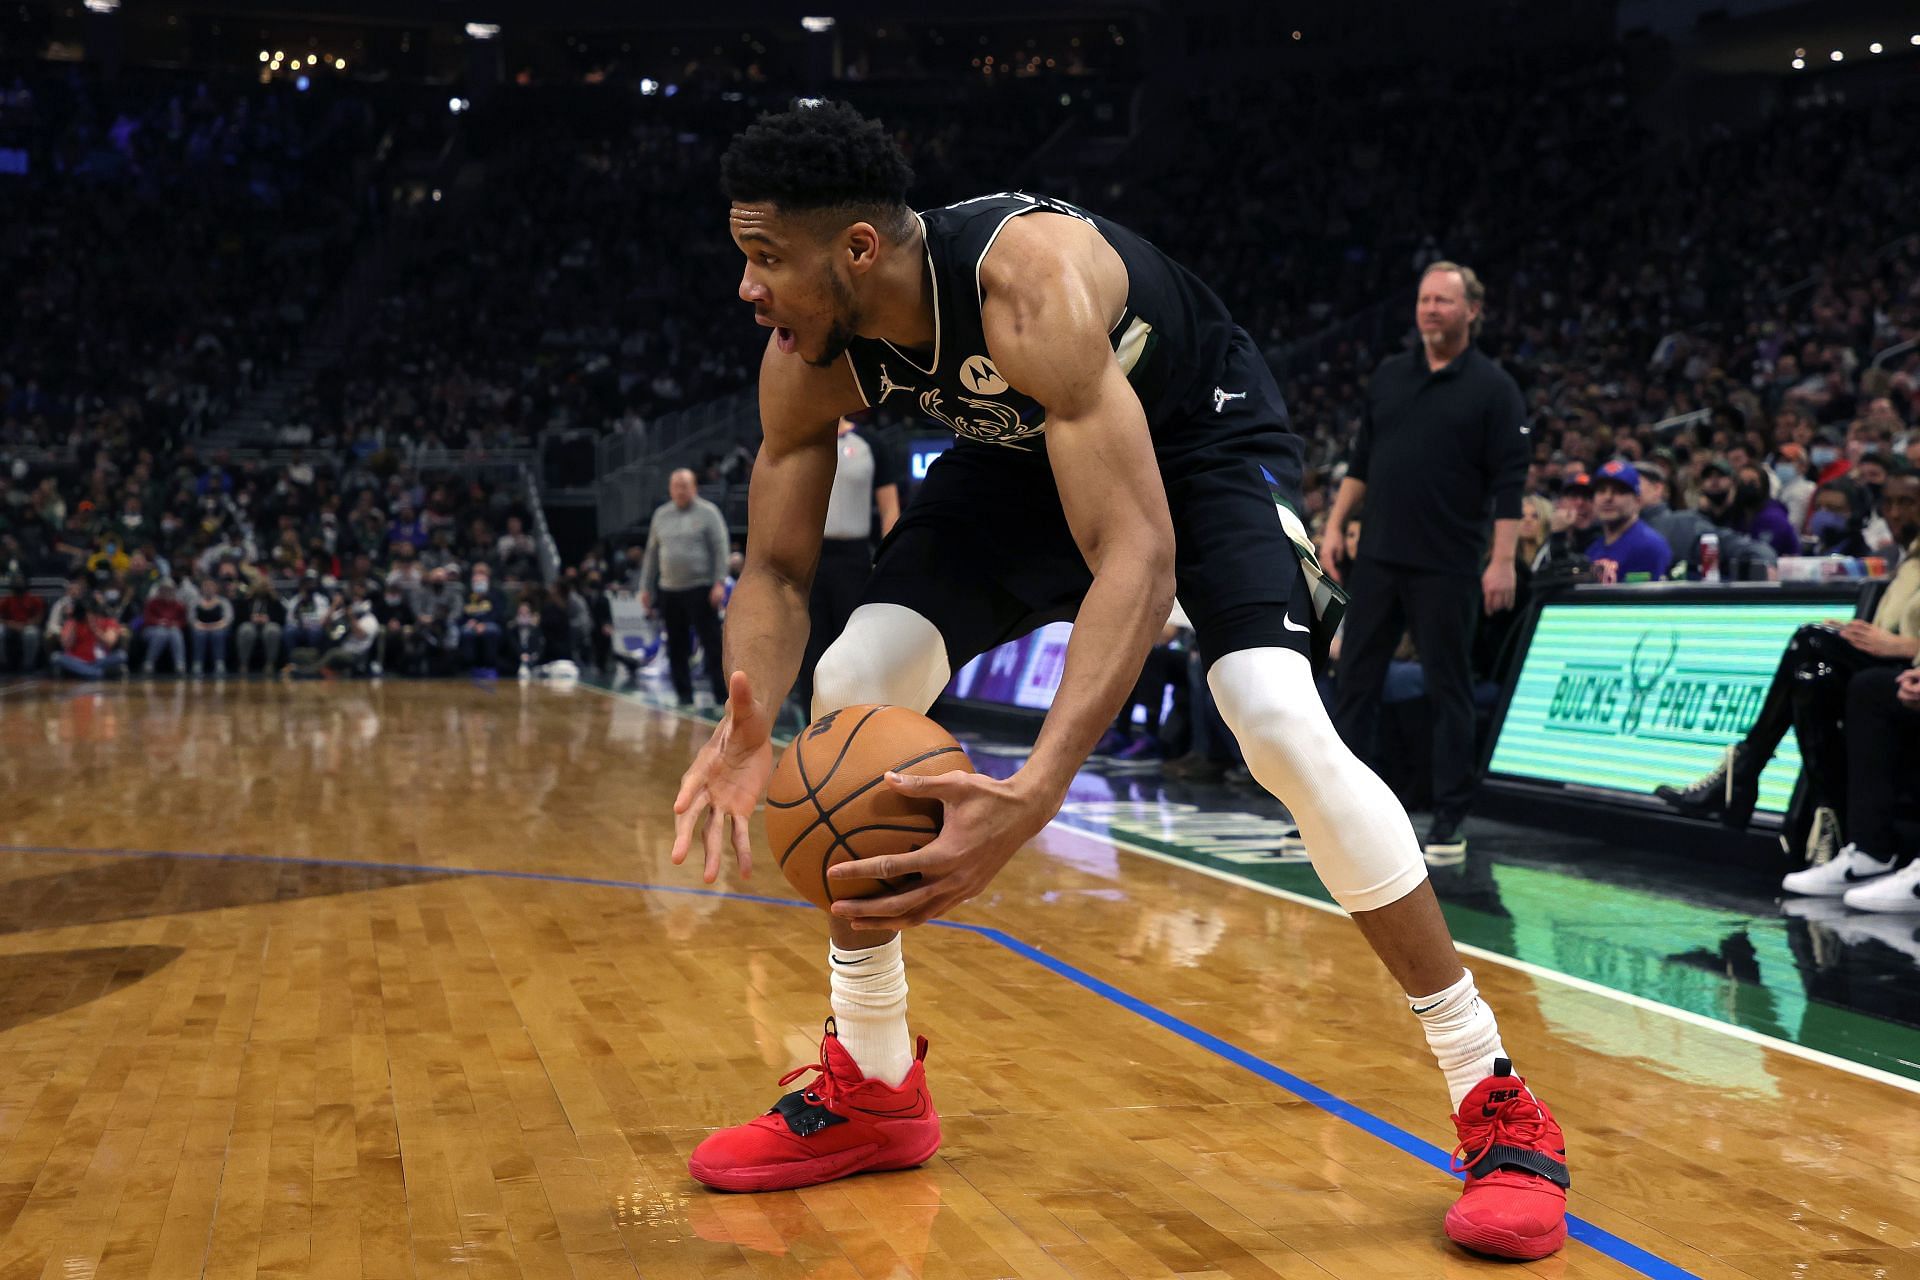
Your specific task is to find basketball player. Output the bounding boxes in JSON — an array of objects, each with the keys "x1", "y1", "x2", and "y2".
[{"x1": 671, "y1": 101, "x2": 1569, "y2": 1260}]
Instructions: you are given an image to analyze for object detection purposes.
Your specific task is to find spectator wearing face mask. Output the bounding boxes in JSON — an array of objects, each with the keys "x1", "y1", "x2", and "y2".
[
  {"x1": 1805, "y1": 481, "x2": 1874, "y2": 557},
  {"x1": 1771, "y1": 444, "x2": 1817, "y2": 532},
  {"x1": 1699, "y1": 459, "x2": 1798, "y2": 558},
  {"x1": 459, "y1": 567, "x2": 504, "y2": 675},
  {"x1": 1734, "y1": 462, "x2": 1800, "y2": 557},
  {"x1": 286, "y1": 573, "x2": 333, "y2": 650},
  {"x1": 1809, "y1": 431, "x2": 1848, "y2": 483},
  {"x1": 372, "y1": 577, "x2": 417, "y2": 677},
  {"x1": 1854, "y1": 454, "x2": 1905, "y2": 553},
  {"x1": 412, "y1": 565, "x2": 463, "y2": 625}
]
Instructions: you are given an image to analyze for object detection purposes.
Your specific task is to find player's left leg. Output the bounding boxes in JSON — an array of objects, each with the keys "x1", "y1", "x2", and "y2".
[
  {"x1": 1164, "y1": 348, "x2": 1567, "y2": 1255},
  {"x1": 1204, "y1": 621, "x2": 1568, "y2": 1261}
]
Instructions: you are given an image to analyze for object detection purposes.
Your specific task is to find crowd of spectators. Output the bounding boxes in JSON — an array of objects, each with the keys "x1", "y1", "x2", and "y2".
[
  {"x1": 256, "y1": 84, "x2": 1076, "y2": 461},
  {"x1": 1280, "y1": 89, "x2": 1920, "y2": 477},
  {"x1": 0, "y1": 424, "x2": 635, "y2": 681},
  {"x1": 7, "y1": 50, "x2": 1920, "y2": 701},
  {"x1": 0, "y1": 65, "x2": 399, "y2": 452}
]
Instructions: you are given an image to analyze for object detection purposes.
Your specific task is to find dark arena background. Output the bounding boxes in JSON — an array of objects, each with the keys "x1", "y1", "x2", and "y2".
[{"x1": 3, "y1": 0, "x2": 1920, "y2": 1276}]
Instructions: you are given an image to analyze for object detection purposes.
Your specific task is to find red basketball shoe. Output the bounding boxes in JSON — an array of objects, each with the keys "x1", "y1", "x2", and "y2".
[
  {"x1": 1444, "y1": 1059, "x2": 1570, "y2": 1260},
  {"x1": 688, "y1": 1020, "x2": 941, "y2": 1193}
]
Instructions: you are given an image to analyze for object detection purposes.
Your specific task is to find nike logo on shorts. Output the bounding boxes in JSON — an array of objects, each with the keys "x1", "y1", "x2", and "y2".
[{"x1": 1282, "y1": 614, "x2": 1311, "y2": 634}]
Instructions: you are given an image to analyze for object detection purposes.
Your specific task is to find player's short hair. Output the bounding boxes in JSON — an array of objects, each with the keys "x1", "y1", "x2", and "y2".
[
  {"x1": 722, "y1": 99, "x2": 915, "y2": 239},
  {"x1": 1421, "y1": 260, "x2": 1486, "y2": 337}
]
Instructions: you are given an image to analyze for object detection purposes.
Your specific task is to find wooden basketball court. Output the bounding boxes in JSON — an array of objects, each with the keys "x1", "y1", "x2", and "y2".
[{"x1": 1, "y1": 679, "x2": 1916, "y2": 1279}]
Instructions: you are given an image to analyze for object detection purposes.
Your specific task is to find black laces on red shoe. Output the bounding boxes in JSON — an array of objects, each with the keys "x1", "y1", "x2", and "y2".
[
  {"x1": 778, "y1": 1059, "x2": 841, "y2": 1109},
  {"x1": 1450, "y1": 1092, "x2": 1570, "y2": 1188},
  {"x1": 1452, "y1": 1094, "x2": 1547, "y2": 1171}
]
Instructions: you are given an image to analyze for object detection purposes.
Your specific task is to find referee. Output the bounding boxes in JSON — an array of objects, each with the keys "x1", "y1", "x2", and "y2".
[
  {"x1": 1319, "y1": 261, "x2": 1529, "y2": 857},
  {"x1": 795, "y1": 414, "x2": 903, "y2": 715}
]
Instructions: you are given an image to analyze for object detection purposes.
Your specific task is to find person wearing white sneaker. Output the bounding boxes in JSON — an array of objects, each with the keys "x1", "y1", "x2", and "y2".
[
  {"x1": 1782, "y1": 664, "x2": 1920, "y2": 899},
  {"x1": 1783, "y1": 843, "x2": 1898, "y2": 897},
  {"x1": 1837, "y1": 666, "x2": 1920, "y2": 911},
  {"x1": 1843, "y1": 858, "x2": 1920, "y2": 912}
]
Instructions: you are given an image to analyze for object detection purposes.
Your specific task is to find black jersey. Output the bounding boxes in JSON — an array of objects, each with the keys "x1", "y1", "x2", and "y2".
[{"x1": 842, "y1": 192, "x2": 1261, "y2": 454}]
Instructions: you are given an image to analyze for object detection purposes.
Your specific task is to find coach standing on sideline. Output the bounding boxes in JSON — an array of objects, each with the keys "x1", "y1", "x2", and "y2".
[
  {"x1": 1319, "y1": 262, "x2": 1529, "y2": 857},
  {"x1": 795, "y1": 415, "x2": 903, "y2": 716},
  {"x1": 640, "y1": 468, "x2": 732, "y2": 706}
]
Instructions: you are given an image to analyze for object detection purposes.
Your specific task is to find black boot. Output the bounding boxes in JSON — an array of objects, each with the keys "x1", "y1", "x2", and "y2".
[{"x1": 1655, "y1": 743, "x2": 1760, "y2": 828}]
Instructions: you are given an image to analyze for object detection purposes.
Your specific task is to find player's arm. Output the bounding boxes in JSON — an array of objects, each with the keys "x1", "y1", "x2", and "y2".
[
  {"x1": 722, "y1": 341, "x2": 865, "y2": 721},
  {"x1": 981, "y1": 227, "x2": 1177, "y2": 804},
  {"x1": 670, "y1": 335, "x2": 863, "y2": 883},
  {"x1": 829, "y1": 220, "x2": 1173, "y2": 930}
]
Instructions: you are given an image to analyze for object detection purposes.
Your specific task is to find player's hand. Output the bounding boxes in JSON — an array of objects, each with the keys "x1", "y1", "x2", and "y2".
[
  {"x1": 1839, "y1": 619, "x2": 1916, "y2": 660},
  {"x1": 670, "y1": 669, "x2": 772, "y2": 883},
  {"x1": 825, "y1": 770, "x2": 1053, "y2": 930},
  {"x1": 708, "y1": 582, "x2": 726, "y2": 611},
  {"x1": 1482, "y1": 558, "x2": 1517, "y2": 614},
  {"x1": 1897, "y1": 667, "x2": 1920, "y2": 709},
  {"x1": 1316, "y1": 530, "x2": 1345, "y2": 584}
]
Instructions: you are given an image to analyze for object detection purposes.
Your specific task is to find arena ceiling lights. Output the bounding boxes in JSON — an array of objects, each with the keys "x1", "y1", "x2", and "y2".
[
  {"x1": 1788, "y1": 34, "x2": 1918, "y2": 69},
  {"x1": 465, "y1": 22, "x2": 501, "y2": 39}
]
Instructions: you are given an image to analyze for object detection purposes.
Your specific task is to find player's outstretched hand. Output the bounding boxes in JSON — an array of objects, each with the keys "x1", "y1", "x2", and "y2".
[
  {"x1": 670, "y1": 669, "x2": 773, "y2": 884},
  {"x1": 824, "y1": 769, "x2": 1053, "y2": 930}
]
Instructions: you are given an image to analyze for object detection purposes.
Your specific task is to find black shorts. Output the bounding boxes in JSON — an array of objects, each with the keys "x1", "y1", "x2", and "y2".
[{"x1": 860, "y1": 329, "x2": 1338, "y2": 671}]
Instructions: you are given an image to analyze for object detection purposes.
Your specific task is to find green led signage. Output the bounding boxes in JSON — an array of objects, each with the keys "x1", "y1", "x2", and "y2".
[{"x1": 1488, "y1": 600, "x2": 1844, "y2": 815}]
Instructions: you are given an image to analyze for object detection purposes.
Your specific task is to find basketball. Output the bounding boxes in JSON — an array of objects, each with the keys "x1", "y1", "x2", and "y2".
[{"x1": 765, "y1": 704, "x2": 973, "y2": 911}]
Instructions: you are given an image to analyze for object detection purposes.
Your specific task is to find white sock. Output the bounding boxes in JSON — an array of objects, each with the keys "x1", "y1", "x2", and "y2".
[
  {"x1": 828, "y1": 936, "x2": 912, "y2": 1087},
  {"x1": 1409, "y1": 969, "x2": 1507, "y2": 1111}
]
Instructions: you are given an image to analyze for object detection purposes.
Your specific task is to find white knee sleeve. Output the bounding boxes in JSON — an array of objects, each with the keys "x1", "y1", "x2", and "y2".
[
  {"x1": 1208, "y1": 647, "x2": 1427, "y2": 913},
  {"x1": 811, "y1": 603, "x2": 952, "y2": 720}
]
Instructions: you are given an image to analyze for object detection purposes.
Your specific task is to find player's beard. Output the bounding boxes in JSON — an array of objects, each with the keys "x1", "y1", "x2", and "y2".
[{"x1": 806, "y1": 269, "x2": 862, "y2": 369}]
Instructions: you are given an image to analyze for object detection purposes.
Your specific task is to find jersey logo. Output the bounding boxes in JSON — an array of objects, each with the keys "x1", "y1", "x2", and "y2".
[
  {"x1": 873, "y1": 364, "x2": 913, "y2": 402},
  {"x1": 959, "y1": 355, "x2": 1008, "y2": 396},
  {"x1": 917, "y1": 389, "x2": 1036, "y2": 445},
  {"x1": 1212, "y1": 387, "x2": 1248, "y2": 414}
]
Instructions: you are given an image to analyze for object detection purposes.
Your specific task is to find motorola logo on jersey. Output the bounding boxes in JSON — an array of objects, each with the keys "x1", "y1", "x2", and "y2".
[{"x1": 959, "y1": 355, "x2": 1009, "y2": 396}]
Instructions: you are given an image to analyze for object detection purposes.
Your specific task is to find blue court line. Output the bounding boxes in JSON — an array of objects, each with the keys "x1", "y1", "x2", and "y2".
[{"x1": 0, "y1": 839, "x2": 1694, "y2": 1278}]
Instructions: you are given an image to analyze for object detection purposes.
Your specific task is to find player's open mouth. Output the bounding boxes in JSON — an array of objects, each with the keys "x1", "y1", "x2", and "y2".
[{"x1": 775, "y1": 326, "x2": 797, "y2": 354}]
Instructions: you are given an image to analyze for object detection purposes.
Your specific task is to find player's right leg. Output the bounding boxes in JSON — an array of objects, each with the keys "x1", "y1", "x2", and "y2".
[
  {"x1": 689, "y1": 601, "x2": 954, "y2": 1192},
  {"x1": 691, "y1": 446, "x2": 1088, "y2": 1194}
]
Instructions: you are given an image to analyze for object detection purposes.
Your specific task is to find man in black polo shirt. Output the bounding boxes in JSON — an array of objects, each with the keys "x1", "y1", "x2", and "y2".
[{"x1": 1320, "y1": 261, "x2": 1529, "y2": 855}]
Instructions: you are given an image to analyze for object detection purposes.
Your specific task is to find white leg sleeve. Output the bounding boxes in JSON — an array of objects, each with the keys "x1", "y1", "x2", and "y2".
[
  {"x1": 1208, "y1": 647, "x2": 1428, "y2": 913},
  {"x1": 811, "y1": 603, "x2": 952, "y2": 720}
]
